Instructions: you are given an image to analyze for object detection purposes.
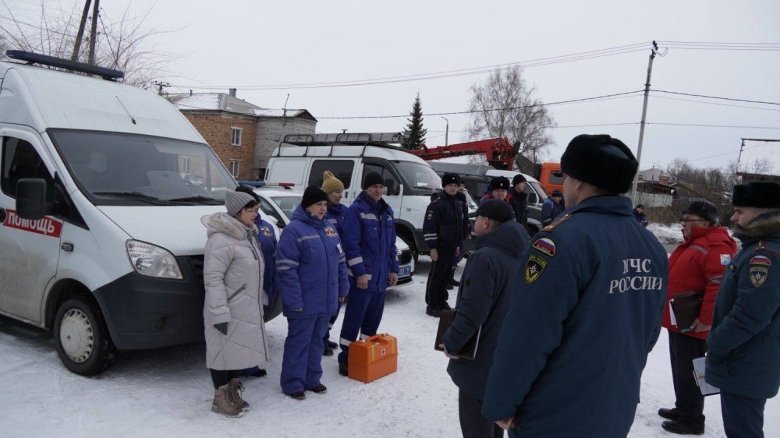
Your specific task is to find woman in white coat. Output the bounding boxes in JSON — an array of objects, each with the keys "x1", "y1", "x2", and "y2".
[{"x1": 202, "y1": 190, "x2": 269, "y2": 417}]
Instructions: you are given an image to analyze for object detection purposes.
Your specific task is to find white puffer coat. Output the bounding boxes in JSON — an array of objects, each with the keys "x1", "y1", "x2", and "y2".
[{"x1": 202, "y1": 212, "x2": 269, "y2": 370}]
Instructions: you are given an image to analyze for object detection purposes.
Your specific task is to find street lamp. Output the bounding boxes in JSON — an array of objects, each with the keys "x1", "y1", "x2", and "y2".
[{"x1": 441, "y1": 116, "x2": 449, "y2": 147}]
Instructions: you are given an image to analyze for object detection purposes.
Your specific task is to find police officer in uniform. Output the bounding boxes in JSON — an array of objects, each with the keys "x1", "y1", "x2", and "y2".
[
  {"x1": 705, "y1": 181, "x2": 780, "y2": 438},
  {"x1": 481, "y1": 134, "x2": 668, "y2": 437},
  {"x1": 424, "y1": 173, "x2": 465, "y2": 317}
]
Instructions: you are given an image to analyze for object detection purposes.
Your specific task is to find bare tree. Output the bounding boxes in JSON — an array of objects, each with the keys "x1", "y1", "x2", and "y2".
[
  {"x1": 468, "y1": 66, "x2": 556, "y2": 164},
  {"x1": 0, "y1": 0, "x2": 171, "y2": 88}
]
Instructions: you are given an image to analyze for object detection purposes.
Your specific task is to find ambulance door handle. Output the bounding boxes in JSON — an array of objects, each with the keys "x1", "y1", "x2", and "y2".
[{"x1": 61, "y1": 242, "x2": 74, "y2": 252}]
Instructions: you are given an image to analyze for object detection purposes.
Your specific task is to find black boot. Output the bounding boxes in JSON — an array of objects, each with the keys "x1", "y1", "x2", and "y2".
[
  {"x1": 658, "y1": 407, "x2": 679, "y2": 421},
  {"x1": 661, "y1": 420, "x2": 704, "y2": 435}
]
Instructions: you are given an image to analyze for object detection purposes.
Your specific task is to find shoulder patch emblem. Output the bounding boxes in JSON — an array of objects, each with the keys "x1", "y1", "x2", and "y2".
[
  {"x1": 750, "y1": 255, "x2": 771, "y2": 267},
  {"x1": 532, "y1": 237, "x2": 556, "y2": 257},
  {"x1": 325, "y1": 227, "x2": 338, "y2": 238},
  {"x1": 720, "y1": 254, "x2": 731, "y2": 266},
  {"x1": 749, "y1": 255, "x2": 771, "y2": 288},
  {"x1": 261, "y1": 227, "x2": 273, "y2": 237},
  {"x1": 525, "y1": 254, "x2": 548, "y2": 284},
  {"x1": 426, "y1": 210, "x2": 433, "y2": 220}
]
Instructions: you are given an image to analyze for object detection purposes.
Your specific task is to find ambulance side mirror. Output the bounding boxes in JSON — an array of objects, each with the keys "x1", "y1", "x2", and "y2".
[{"x1": 16, "y1": 178, "x2": 48, "y2": 220}]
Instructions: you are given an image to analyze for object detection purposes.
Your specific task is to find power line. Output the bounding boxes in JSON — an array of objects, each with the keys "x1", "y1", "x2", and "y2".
[
  {"x1": 652, "y1": 90, "x2": 780, "y2": 106},
  {"x1": 652, "y1": 95, "x2": 780, "y2": 112},
  {"x1": 648, "y1": 122, "x2": 780, "y2": 130}
]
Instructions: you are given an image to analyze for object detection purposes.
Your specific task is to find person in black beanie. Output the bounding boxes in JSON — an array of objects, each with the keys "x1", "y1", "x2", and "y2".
[
  {"x1": 482, "y1": 134, "x2": 668, "y2": 436},
  {"x1": 337, "y1": 172, "x2": 399, "y2": 376},
  {"x1": 423, "y1": 173, "x2": 466, "y2": 317},
  {"x1": 508, "y1": 174, "x2": 529, "y2": 229},
  {"x1": 706, "y1": 181, "x2": 780, "y2": 438},
  {"x1": 276, "y1": 185, "x2": 349, "y2": 399}
]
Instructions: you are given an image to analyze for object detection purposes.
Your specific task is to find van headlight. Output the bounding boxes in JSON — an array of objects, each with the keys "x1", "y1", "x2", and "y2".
[{"x1": 126, "y1": 240, "x2": 183, "y2": 279}]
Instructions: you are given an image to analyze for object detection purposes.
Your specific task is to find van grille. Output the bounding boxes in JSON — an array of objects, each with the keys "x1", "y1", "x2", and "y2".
[
  {"x1": 398, "y1": 249, "x2": 412, "y2": 265},
  {"x1": 188, "y1": 255, "x2": 205, "y2": 294}
]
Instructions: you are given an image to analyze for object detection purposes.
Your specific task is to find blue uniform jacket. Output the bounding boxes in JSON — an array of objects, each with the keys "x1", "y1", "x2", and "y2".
[
  {"x1": 540, "y1": 198, "x2": 566, "y2": 226},
  {"x1": 423, "y1": 192, "x2": 465, "y2": 250},
  {"x1": 342, "y1": 191, "x2": 399, "y2": 292},
  {"x1": 325, "y1": 202, "x2": 348, "y2": 237},
  {"x1": 482, "y1": 195, "x2": 667, "y2": 437},
  {"x1": 275, "y1": 206, "x2": 349, "y2": 318},
  {"x1": 706, "y1": 210, "x2": 780, "y2": 399},
  {"x1": 254, "y1": 216, "x2": 278, "y2": 310}
]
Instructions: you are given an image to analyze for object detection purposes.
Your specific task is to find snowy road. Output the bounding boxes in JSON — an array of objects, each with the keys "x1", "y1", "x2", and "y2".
[{"x1": 1, "y1": 257, "x2": 778, "y2": 437}]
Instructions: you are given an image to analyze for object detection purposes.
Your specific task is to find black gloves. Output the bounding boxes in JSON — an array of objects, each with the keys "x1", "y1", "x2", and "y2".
[{"x1": 214, "y1": 322, "x2": 228, "y2": 335}]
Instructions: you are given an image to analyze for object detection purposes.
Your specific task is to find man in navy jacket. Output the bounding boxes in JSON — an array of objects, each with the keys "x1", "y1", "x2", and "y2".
[
  {"x1": 706, "y1": 181, "x2": 780, "y2": 438},
  {"x1": 482, "y1": 134, "x2": 667, "y2": 437}
]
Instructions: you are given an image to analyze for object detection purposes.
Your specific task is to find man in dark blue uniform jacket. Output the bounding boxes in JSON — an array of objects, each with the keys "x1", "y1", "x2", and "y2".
[
  {"x1": 481, "y1": 134, "x2": 668, "y2": 437},
  {"x1": 706, "y1": 181, "x2": 780, "y2": 438},
  {"x1": 423, "y1": 173, "x2": 466, "y2": 317}
]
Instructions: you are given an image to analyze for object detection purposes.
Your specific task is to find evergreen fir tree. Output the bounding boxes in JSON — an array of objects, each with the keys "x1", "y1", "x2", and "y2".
[{"x1": 402, "y1": 94, "x2": 427, "y2": 150}]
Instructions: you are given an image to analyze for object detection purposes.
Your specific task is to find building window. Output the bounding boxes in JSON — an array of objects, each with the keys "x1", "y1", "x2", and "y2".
[
  {"x1": 230, "y1": 159, "x2": 240, "y2": 177},
  {"x1": 231, "y1": 127, "x2": 242, "y2": 146}
]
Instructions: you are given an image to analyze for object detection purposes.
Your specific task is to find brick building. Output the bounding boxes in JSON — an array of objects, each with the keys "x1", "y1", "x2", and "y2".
[{"x1": 168, "y1": 90, "x2": 317, "y2": 180}]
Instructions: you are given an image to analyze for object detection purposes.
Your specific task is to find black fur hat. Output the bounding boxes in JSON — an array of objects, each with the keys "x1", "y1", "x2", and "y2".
[
  {"x1": 732, "y1": 181, "x2": 780, "y2": 208},
  {"x1": 560, "y1": 134, "x2": 638, "y2": 194},
  {"x1": 475, "y1": 199, "x2": 514, "y2": 223},
  {"x1": 362, "y1": 172, "x2": 384, "y2": 190},
  {"x1": 441, "y1": 173, "x2": 461, "y2": 186},
  {"x1": 489, "y1": 176, "x2": 510, "y2": 191}
]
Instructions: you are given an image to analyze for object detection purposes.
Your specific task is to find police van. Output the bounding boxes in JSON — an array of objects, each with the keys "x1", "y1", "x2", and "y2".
[
  {"x1": 0, "y1": 51, "x2": 278, "y2": 375},
  {"x1": 265, "y1": 133, "x2": 443, "y2": 256}
]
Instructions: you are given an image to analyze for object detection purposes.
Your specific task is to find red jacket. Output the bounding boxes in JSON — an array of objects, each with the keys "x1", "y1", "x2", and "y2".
[{"x1": 662, "y1": 226, "x2": 737, "y2": 339}]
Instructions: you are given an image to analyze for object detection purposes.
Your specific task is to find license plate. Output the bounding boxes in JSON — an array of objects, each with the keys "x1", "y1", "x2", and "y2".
[{"x1": 399, "y1": 266, "x2": 411, "y2": 277}]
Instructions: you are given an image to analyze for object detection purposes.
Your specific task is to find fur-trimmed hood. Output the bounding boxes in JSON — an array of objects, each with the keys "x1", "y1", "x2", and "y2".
[
  {"x1": 733, "y1": 209, "x2": 780, "y2": 240},
  {"x1": 201, "y1": 212, "x2": 258, "y2": 241}
]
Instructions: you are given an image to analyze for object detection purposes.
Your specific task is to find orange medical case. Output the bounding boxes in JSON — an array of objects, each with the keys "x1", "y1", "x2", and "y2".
[{"x1": 347, "y1": 333, "x2": 398, "y2": 383}]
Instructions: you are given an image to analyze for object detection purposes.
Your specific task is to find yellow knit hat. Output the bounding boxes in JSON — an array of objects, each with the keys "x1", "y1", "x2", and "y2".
[{"x1": 321, "y1": 170, "x2": 345, "y2": 193}]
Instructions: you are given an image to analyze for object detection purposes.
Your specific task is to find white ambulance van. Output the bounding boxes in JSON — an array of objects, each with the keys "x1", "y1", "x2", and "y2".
[
  {"x1": 264, "y1": 133, "x2": 443, "y2": 257},
  {"x1": 0, "y1": 51, "x2": 274, "y2": 376}
]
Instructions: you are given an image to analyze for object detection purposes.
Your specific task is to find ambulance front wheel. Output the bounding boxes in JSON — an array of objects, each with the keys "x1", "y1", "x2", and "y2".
[{"x1": 53, "y1": 296, "x2": 114, "y2": 376}]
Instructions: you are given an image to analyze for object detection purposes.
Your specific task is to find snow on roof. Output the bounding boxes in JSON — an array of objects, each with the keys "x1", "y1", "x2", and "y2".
[
  {"x1": 169, "y1": 93, "x2": 222, "y2": 111},
  {"x1": 168, "y1": 93, "x2": 315, "y2": 120},
  {"x1": 254, "y1": 108, "x2": 308, "y2": 118}
]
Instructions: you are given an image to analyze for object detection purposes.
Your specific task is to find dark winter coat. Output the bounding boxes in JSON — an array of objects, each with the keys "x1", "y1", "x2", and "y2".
[
  {"x1": 444, "y1": 220, "x2": 528, "y2": 401},
  {"x1": 202, "y1": 212, "x2": 269, "y2": 370},
  {"x1": 481, "y1": 195, "x2": 667, "y2": 437},
  {"x1": 508, "y1": 189, "x2": 528, "y2": 226},
  {"x1": 423, "y1": 191, "x2": 465, "y2": 251},
  {"x1": 662, "y1": 226, "x2": 737, "y2": 339},
  {"x1": 540, "y1": 197, "x2": 565, "y2": 226},
  {"x1": 276, "y1": 206, "x2": 349, "y2": 318},
  {"x1": 633, "y1": 208, "x2": 649, "y2": 227},
  {"x1": 342, "y1": 191, "x2": 399, "y2": 292},
  {"x1": 706, "y1": 210, "x2": 780, "y2": 399}
]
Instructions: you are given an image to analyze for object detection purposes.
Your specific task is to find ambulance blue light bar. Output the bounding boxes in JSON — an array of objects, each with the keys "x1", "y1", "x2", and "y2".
[{"x1": 6, "y1": 50, "x2": 124, "y2": 81}]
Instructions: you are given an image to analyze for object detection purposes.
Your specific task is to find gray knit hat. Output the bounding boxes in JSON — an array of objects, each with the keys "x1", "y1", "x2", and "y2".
[{"x1": 225, "y1": 190, "x2": 255, "y2": 217}]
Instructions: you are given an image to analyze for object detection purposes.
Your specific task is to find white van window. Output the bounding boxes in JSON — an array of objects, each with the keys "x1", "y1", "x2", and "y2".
[
  {"x1": 394, "y1": 161, "x2": 441, "y2": 191},
  {"x1": 49, "y1": 130, "x2": 235, "y2": 205},
  {"x1": 1, "y1": 137, "x2": 54, "y2": 200},
  {"x1": 308, "y1": 160, "x2": 353, "y2": 189}
]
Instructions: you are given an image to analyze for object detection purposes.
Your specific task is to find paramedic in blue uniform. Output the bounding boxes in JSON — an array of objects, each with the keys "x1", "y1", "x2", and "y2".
[
  {"x1": 705, "y1": 181, "x2": 780, "y2": 438},
  {"x1": 276, "y1": 186, "x2": 349, "y2": 400},
  {"x1": 235, "y1": 185, "x2": 277, "y2": 378},
  {"x1": 481, "y1": 134, "x2": 668, "y2": 437},
  {"x1": 423, "y1": 173, "x2": 466, "y2": 317},
  {"x1": 337, "y1": 172, "x2": 399, "y2": 376}
]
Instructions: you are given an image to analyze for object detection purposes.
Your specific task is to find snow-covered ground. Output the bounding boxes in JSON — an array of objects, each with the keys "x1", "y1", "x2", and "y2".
[{"x1": 1, "y1": 226, "x2": 777, "y2": 438}]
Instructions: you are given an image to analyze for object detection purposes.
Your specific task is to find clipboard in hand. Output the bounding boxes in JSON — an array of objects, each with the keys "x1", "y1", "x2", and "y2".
[{"x1": 434, "y1": 309, "x2": 480, "y2": 360}]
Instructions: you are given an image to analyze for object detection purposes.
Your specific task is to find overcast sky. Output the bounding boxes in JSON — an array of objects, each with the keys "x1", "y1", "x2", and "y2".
[{"x1": 6, "y1": 0, "x2": 780, "y2": 173}]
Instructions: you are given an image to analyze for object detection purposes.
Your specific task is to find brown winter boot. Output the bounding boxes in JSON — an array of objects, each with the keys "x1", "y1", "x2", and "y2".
[
  {"x1": 211, "y1": 385, "x2": 244, "y2": 418},
  {"x1": 228, "y1": 378, "x2": 249, "y2": 412}
]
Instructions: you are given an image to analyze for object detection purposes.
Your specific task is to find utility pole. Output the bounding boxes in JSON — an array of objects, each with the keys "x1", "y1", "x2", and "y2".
[
  {"x1": 153, "y1": 81, "x2": 170, "y2": 96},
  {"x1": 441, "y1": 116, "x2": 449, "y2": 146},
  {"x1": 87, "y1": 0, "x2": 100, "y2": 65},
  {"x1": 631, "y1": 40, "x2": 659, "y2": 202},
  {"x1": 71, "y1": 0, "x2": 92, "y2": 61}
]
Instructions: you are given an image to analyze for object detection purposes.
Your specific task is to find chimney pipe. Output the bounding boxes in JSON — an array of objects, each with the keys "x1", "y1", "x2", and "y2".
[{"x1": 228, "y1": 88, "x2": 237, "y2": 97}]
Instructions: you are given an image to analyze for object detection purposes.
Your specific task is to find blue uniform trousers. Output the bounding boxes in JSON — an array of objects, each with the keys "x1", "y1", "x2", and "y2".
[
  {"x1": 280, "y1": 315, "x2": 328, "y2": 394},
  {"x1": 338, "y1": 287, "x2": 385, "y2": 365},
  {"x1": 721, "y1": 392, "x2": 767, "y2": 438}
]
